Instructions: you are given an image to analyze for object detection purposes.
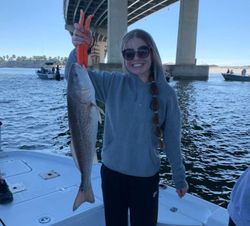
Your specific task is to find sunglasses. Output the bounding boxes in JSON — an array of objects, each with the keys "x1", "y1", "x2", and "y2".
[
  {"x1": 149, "y1": 79, "x2": 165, "y2": 150},
  {"x1": 122, "y1": 45, "x2": 151, "y2": 61}
]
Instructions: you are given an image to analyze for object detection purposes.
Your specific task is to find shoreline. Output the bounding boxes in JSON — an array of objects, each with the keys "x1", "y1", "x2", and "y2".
[{"x1": 1, "y1": 64, "x2": 249, "y2": 75}]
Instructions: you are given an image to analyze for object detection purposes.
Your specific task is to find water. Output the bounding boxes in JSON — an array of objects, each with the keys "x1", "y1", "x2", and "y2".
[
  {"x1": 0, "y1": 68, "x2": 69, "y2": 155},
  {"x1": 0, "y1": 68, "x2": 250, "y2": 208}
]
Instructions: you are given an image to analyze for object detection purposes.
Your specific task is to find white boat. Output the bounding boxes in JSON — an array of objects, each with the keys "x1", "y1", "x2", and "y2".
[
  {"x1": 0, "y1": 120, "x2": 229, "y2": 226},
  {"x1": 0, "y1": 149, "x2": 229, "y2": 226},
  {"x1": 36, "y1": 62, "x2": 64, "y2": 80}
]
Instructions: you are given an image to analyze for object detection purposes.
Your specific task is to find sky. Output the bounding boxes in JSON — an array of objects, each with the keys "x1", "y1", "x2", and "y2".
[{"x1": 0, "y1": 0, "x2": 249, "y2": 66}]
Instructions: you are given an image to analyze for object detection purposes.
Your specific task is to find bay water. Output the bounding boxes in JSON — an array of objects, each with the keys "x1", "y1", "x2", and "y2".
[{"x1": 0, "y1": 67, "x2": 249, "y2": 208}]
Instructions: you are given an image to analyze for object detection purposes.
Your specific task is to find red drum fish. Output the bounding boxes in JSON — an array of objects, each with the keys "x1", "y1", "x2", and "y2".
[
  {"x1": 67, "y1": 63, "x2": 101, "y2": 211},
  {"x1": 67, "y1": 10, "x2": 100, "y2": 211}
]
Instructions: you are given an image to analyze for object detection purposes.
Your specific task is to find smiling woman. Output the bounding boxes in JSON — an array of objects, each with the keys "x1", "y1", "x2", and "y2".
[{"x1": 65, "y1": 25, "x2": 188, "y2": 226}]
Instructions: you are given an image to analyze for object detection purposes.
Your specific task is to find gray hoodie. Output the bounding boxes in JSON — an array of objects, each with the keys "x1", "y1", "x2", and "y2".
[{"x1": 65, "y1": 49, "x2": 187, "y2": 189}]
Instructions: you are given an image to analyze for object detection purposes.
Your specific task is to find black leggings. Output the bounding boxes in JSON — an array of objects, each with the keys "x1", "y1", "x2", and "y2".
[
  {"x1": 101, "y1": 164, "x2": 159, "y2": 226},
  {"x1": 228, "y1": 217, "x2": 236, "y2": 226}
]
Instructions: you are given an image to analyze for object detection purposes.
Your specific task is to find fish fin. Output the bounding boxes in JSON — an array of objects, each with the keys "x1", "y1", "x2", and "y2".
[
  {"x1": 97, "y1": 110, "x2": 102, "y2": 124},
  {"x1": 73, "y1": 186, "x2": 95, "y2": 211},
  {"x1": 93, "y1": 151, "x2": 98, "y2": 164},
  {"x1": 97, "y1": 105, "x2": 105, "y2": 116},
  {"x1": 96, "y1": 105, "x2": 104, "y2": 124},
  {"x1": 70, "y1": 141, "x2": 80, "y2": 170},
  {"x1": 90, "y1": 102, "x2": 104, "y2": 124}
]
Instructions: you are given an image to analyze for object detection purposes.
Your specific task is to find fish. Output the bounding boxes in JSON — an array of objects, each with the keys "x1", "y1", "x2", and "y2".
[{"x1": 67, "y1": 63, "x2": 101, "y2": 211}]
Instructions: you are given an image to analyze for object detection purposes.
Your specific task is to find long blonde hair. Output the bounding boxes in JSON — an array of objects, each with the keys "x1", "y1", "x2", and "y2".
[{"x1": 121, "y1": 29, "x2": 165, "y2": 150}]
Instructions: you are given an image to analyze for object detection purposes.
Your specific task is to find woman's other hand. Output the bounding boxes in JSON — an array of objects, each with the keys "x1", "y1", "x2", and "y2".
[{"x1": 176, "y1": 187, "x2": 188, "y2": 198}]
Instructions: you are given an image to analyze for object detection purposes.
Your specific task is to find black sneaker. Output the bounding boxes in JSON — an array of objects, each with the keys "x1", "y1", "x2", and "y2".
[{"x1": 0, "y1": 179, "x2": 13, "y2": 204}]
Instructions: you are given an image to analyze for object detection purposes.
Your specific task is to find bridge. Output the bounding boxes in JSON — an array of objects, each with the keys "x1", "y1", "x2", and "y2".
[
  {"x1": 64, "y1": 0, "x2": 208, "y2": 79},
  {"x1": 64, "y1": 0, "x2": 178, "y2": 33}
]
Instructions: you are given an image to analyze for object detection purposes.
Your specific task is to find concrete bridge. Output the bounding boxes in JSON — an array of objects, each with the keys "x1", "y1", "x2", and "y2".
[{"x1": 64, "y1": 0, "x2": 208, "y2": 80}]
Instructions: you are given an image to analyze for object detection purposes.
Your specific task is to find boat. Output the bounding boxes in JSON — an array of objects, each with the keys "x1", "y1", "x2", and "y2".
[
  {"x1": 0, "y1": 150, "x2": 229, "y2": 226},
  {"x1": 36, "y1": 62, "x2": 64, "y2": 80},
  {"x1": 222, "y1": 73, "x2": 250, "y2": 82},
  {"x1": 0, "y1": 125, "x2": 229, "y2": 226}
]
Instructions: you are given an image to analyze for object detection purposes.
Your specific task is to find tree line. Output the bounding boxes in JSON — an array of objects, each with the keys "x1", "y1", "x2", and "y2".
[{"x1": 0, "y1": 55, "x2": 67, "y2": 64}]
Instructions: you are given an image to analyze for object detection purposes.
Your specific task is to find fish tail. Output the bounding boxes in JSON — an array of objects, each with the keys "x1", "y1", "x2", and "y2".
[{"x1": 73, "y1": 186, "x2": 95, "y2": 211}]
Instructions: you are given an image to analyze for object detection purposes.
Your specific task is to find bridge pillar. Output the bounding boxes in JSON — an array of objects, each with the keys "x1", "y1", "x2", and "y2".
[
  {"x1": 173, "y1": 0, "x2": 208, "y2": 80},
  {"x1": 97, "y1": 41, "x2": 107, "y2": 63},
  {"x1": 107, "y1": 0, "x2": 127, "y2": 64},
  {"x1": 176, "y1": 0, "x2": 198, "y2": 65},
  {"x1": 90, "y1": 41, "x2": 107, "y2": 65}
]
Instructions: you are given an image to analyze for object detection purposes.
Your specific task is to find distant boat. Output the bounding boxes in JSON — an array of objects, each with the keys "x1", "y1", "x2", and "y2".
[
  {"x1": 221, "y1": 73, "x2": 250, "y2": 82},
  {"x1": 36, "y1": 62, "x2": 64, "y2": 80}
]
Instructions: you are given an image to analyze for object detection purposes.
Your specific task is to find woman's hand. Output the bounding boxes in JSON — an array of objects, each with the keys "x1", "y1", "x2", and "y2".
[
  {"x1": 72, "y1": 23, "x2": 92, "y2": 47},
  {"x1": 176, "y1": 187, "x2": 188, "y2": 198}
]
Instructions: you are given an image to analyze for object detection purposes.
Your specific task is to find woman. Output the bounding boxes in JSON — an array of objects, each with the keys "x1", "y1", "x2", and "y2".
[
  {"x1": 65, "y1": 26, "x2": 188, "y2": 226},
  {"x1": 227, "y1": 167, "x2": 250, "y2": 226}
]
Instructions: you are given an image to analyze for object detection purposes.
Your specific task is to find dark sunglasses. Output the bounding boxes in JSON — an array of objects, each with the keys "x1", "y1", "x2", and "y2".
[{"x1": 122, "y1": 45, "x2": 151, "y2": 61}]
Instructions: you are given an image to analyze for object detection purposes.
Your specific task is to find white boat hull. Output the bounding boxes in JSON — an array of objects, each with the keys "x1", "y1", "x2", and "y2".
[
  {"x1": 0, "y1": 150, "x2": 229, "y2": 226},
  {"x1": 36, "y1": 72, "x2": 64, "y2": 80}
]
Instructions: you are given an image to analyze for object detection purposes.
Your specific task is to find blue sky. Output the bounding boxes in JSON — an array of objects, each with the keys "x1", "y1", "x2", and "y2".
[{"x1": 0, "y1": 0, "x2": 249, "y2": 66}]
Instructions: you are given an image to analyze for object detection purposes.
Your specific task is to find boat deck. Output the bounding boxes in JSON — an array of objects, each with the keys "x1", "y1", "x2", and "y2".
[
  {"x1": 0, "y1": 150, "x2": 228, "y2": 226},
  {"x1": 0, "y1": 151, "x2": 104, "y2": 226}
]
